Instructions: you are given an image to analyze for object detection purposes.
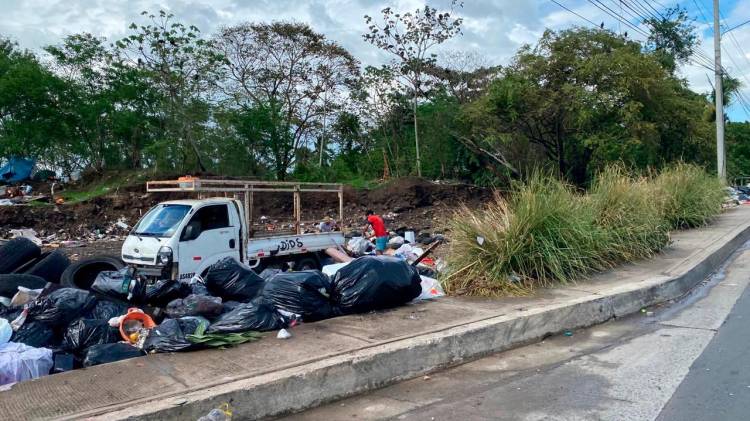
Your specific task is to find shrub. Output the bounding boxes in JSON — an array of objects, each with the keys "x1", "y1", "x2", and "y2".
[
  {"x1": 445, "y1": 173, "x2": 610, "y2": 296},
  {"x1": 444, "y1": 164, "x2": 723, "y2": 296},
  {"x1": 588, "y1": 166, "x2": 670, "y2": 262},
  {"x1": 652, "y1": 163, "x2": 725, "y2": 228}
]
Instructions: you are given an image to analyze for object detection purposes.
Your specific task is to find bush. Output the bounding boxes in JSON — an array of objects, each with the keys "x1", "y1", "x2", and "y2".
[
  {"x1": 445, "y1": 173, "x2": 610, "y2": 295},
  {"x1": 444, "y1": 164, "x2": 723, "y2": 296},
  {"x1": 652, "y1": 163, "x2": 725, "y2": 228},
  {"x1": 588, "y1": 166, "x2": 670, "y2": 262}
]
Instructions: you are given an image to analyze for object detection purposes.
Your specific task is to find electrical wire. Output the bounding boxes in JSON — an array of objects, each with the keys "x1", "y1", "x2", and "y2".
[
  {"x1": 587, "y1": 0, "x2": 651, "y2": 37},
  {"x1": 549, "y1": 0, "x2": 603, "y2": 27}
]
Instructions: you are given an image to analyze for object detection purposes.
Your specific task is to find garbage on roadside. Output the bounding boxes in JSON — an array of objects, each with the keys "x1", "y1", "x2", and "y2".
[
  {"x1": 331, "y1": 256, "x2": 422, "y2": 315},
  {"x1": 62, "y1": 319, "x2": 119, "y2": 353},
  {"x1": 260, "y1": 271, "x2": 334, "y2": 322},
  {"x1": 207, "y1": 298, "x2": 288, "y2": 334},
  {"x1": 165, "y1": 294, "x2": 223, "y2": 319},
  {"x1": 9, "y1": 229, "x2": 43, "y2": 247},
  {"x1": 82, "y1": 343, "x2": 146, "y2": 367},
  {"x1": 198, "y1": 403, "x2": 233, "y2": 421},
  {"x1": 0, "y1": 342, "x2": 53, "y2": 385},
  {"x1": 0, "y1": 234, "x2": 447, "y2": 384},
  {"x1": 204, "y1": 257, "x2": 265, "y2": 301}
]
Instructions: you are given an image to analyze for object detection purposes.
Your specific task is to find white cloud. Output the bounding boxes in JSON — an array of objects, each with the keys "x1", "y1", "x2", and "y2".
[{"x1": 0, "y1": 0, "x2": 746, "y2": 120}]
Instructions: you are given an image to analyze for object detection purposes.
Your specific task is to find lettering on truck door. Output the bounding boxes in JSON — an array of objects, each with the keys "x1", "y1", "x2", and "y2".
[{"x1": 178, "y1": 204, "x2": 240, "y2": 277}]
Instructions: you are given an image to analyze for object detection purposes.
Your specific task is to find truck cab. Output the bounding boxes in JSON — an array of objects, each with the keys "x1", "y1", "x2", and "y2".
[{"x1": 122, "y1": 198, "x2": 244, "y2": 281}]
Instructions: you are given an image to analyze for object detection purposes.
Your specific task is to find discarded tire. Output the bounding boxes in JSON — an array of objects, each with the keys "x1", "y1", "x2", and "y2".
[
  {"x1": 60, "y1": 255, "x2": 125, "y2": 290},
  {"x1": 12, "y1": 251, "x2": 49, "y2": 274},
  {"x1": 24, "y1": 250, "x2": 70, "y2": 283},
  {"x1": 0, "y1": 238, "x2": 41, "y2": 274},
  {"x1": 0, "y1": 274, "x2": 47, "y2": 298}
]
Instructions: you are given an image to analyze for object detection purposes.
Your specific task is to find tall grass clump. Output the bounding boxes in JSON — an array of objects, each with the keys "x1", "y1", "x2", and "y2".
[
  {"x1": 444, "y1": 164, "x2": 724, "y2": 297},
  {"x1": 445, "y1": 173, "x2": 610, "y2": 296},
  {"x1": 588, "y1": 166, "x2": 670, "y2": 262},
  {"x1": 652, "y1": 163, "x2": 725, "y2": 228}
]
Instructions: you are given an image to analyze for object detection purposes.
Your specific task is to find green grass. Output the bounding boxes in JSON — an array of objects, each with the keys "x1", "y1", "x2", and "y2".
[
  {"x1": 444, "y1": 164, "x2": 724, "y2": 297},
  {"x1": 652, "y1": 163, "x2": 725, "y2": 229}
]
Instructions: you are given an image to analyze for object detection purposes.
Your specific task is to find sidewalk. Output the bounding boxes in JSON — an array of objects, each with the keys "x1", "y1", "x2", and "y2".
[{"x1": 3, "y1": 206, "x2": 750, "y2": 420}]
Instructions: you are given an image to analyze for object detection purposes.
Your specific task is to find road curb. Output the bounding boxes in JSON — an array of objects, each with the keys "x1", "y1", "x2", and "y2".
[{"x1": 83, "y1": 220, "x2": 750, "y2": 420}]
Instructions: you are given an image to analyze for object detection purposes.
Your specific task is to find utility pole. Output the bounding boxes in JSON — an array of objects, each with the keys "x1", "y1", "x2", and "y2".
[{"x1": 714, "y1": 0, "x2": 725, "y2": 181}]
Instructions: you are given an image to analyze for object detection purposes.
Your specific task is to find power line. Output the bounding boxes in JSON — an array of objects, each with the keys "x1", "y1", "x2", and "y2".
[
  {"x1": 549, "y1": 0, "x2": 602, "y2": 28},
  {"x1": 587, "y1": 0, "x2": 651, "y2": 37}
]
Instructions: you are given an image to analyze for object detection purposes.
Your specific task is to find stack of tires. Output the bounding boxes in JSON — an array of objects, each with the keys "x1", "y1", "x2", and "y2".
[{"x1": 0, "y1": 238, "x2": 125, "y2": 300}]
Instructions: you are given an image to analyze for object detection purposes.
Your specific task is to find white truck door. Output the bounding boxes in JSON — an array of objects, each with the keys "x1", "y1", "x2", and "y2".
[{"x1": 177, "y1": 203, "x2": 240, "y2": 280}]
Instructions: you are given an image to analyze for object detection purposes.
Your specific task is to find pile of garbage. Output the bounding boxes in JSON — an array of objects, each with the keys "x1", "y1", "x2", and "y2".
[{"x1": 0, "y1": 238, "x2": 442, "y2": 386}]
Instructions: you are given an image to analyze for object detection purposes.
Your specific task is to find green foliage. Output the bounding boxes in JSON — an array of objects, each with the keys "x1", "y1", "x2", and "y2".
[
  {"x1": 727, "y1": 122, "x2": 750, "y2": 180},
  {"x1": 444, "y1": 164, "x2": 723, "y2": 296},
  {"x1": 652, "y1": 163, "x2": 725, "y2": 228}
]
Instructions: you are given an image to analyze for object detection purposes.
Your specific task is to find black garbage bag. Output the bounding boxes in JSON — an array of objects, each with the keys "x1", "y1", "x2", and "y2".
[
  {"x1": 0, "y1": 305, "x2": 22, "y2": 322},
  {"x1": 165, "y1": 294, "x2": 223, "y2": 319},
  {"x1": 83, "y1": 299, "x2": 128, "y2": 321},
  {"x1": 144, "y1": 280, "x2": 191, "y2": 307},
  {"x1": 204, "y1": 257, "x2": 264, "y2": 301},
  {"x1": 91, "y1": 268, "x2": 146, "y2": 302},
  {"x1": 331, "y1": 256, "x2": 422, "y2": 315},
  {"x1": 258, "y1": 268, "x2": 282, "y2": 281},
  {"x1": 142, "y1": 317, "x2": 208, "y2": 353},
  {"x1": 11, "y1": 320, "x2": 56, "y2": 348},
  {"x1": 27, "y1": 288, "x2": 97, "y2": 327},
  {"x1": 207, "y1": 297, "x2": 287, "y2": 333},
  {"x1": 82, "y1": 343, "x2": 145, "y2": 367},
  {"x1": 222, "y1": 301, "x2": 241, "y2": 313},
  {"x1": 190, "y1": 280, "x2": 210, "y2": 296},
  {"x1": 261, "y1": 270, "x2": 334, "y2": 321},
  {"x1": 62, "y1": 318, "x2": 119, "y2": 353}
]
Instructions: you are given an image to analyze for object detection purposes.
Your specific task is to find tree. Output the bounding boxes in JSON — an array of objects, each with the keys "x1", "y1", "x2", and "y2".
[
  {"x1": 644, "y1": 6, "x2": 698, "y2": 74},
  {"x1": 426, "y1": 50, "x2": 501, "y2": 104},
  {"x1": 461, "y1": 28, "x2": 714, "y2": 184},
  {"x1": 115, "y1": 10, "x2": 223, "y2": 172},
  {"x1": 215, "y1": 22, "x2": 359, "y2": 179},
  {"x1": 0, "y1": 38, "x2": 73, "y2": 172},
  {"x1": 363, "y1": 1, "x2": 463, "y2": 177}
]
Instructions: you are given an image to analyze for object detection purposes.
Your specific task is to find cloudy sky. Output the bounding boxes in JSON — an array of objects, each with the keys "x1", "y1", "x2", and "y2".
[{"x1": 1, "y1": 0, "x2": 748, "y2": 120}]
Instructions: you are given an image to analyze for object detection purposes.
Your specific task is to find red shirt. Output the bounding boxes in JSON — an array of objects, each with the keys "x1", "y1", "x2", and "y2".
[{"x1": 367, "y1": 215, "x2": 387, "y2": 237}]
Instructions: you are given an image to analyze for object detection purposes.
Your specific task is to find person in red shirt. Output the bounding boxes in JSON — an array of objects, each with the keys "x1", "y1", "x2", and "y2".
[{"x1": 363, "y1": 210, "x2": 388, "y2": 255}]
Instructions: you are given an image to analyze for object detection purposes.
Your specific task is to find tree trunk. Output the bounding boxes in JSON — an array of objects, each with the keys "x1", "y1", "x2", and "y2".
[{"x1": 413, "y1": 88, "x2": 422, "y2": 177}]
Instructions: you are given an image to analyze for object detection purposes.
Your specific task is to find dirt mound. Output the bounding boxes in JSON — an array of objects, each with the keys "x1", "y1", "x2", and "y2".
[{"x1": 0, "y1": 178, "x2": 492, "y2": 239}]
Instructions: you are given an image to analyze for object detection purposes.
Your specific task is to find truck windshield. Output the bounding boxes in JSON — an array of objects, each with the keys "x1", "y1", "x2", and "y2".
[{"x1": 133, "y1": 204, "x2": 191, "y2": 237}]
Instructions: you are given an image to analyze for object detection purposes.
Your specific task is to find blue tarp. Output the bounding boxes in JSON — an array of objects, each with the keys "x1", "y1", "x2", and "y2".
[{"x1": 0, "y1": 157, "x2": 35, "y2": 183}]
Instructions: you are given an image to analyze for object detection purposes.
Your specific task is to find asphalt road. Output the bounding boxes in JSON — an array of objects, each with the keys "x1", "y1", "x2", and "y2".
[
  {"x1": 656, "y1": 273, "x2": 750, "y2": 421},
  {"x1": 279, "y1": 246, "x2": 750, "y2": 421}
]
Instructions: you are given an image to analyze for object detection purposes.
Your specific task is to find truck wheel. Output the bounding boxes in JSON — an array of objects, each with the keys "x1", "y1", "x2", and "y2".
[
  {"x1": 293, "y1": 256, "x2": 320, "y2": 271},
  {"x1": 24, "y1": 250, "x2": 70, "y2": 283},
  {"x1": 0, "y1": 274, "x2": 47, "y2": 297},
  {"x1": 0, "y1": 238, "x2": 41, "y2": 274},
  {"x1": 61, "y1": 255, "x2": 124, "y2": 290}
]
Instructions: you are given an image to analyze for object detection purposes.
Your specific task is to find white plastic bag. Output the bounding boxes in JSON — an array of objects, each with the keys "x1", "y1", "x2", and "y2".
[
  {"x1": 347, "y1": 237, "x2": 373, "y2": 256},
  {"x1": 413, "y1": 276, "x2": 445, "y2": 301},
  {"x1": 0, "y1": 319, "x2": 11, "y2": 345},
  {"x1": 10, "y1": 287, "x2": 42, "y2": 307},
  {"x1": 0, "y1": 342, "x2": 53, "y2": 385}
]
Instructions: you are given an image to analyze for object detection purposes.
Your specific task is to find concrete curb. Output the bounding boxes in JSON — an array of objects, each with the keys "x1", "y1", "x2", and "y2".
[{"x1": 78, "y1": 219, "x2": 750, "y2": 420}]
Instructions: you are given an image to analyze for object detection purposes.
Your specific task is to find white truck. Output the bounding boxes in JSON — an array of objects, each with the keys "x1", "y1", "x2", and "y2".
[{"x1": 121, "y1": 178, "x2": 346, "y2": 280}]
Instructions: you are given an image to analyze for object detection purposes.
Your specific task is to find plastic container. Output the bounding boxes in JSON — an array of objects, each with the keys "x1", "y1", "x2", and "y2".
[
  {"x1": 119, "y1": 308, "x2": 156, "y2": 343},
  {"x1": 404, "y1": 231, "x2": 416, "y2": 244}
]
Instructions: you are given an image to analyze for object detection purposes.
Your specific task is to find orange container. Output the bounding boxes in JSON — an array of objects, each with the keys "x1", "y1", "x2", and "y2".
[{"x1": 119, "y1": 308, "x2": 156, "y2": 343}]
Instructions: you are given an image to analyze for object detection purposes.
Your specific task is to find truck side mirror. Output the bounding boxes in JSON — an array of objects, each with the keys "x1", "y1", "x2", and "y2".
[{"x1": 181, "y1": 220, "x2": 201, "y2": 241}]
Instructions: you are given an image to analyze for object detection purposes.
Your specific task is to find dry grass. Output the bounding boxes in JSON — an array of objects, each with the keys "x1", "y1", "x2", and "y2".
[{"x1": 444, "y1": 164, "x2": 724, "y2": 297}]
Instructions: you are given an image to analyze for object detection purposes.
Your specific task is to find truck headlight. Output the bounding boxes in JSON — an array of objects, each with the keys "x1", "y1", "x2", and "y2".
[{"x1": 157, "y1": 246, "x2": 173, "y2": 266}]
